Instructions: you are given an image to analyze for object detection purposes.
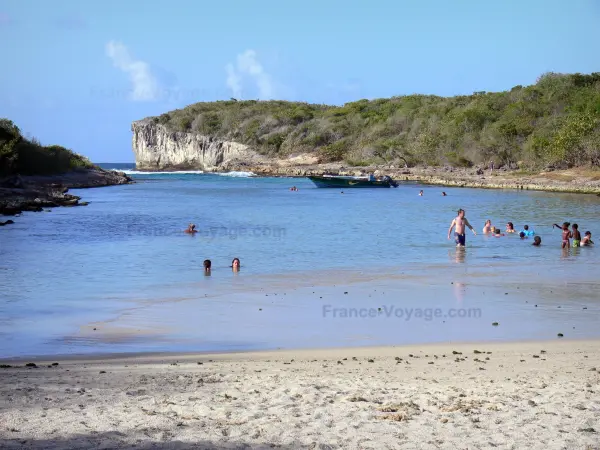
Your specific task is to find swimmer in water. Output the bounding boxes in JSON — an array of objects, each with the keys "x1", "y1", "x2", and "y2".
[
  {"x1": 483, "y1": 219, "x2": 493, "y2": 234},
  {"x1": 553, "y1": 222, "x2": 571, "y2": 248},
  {"x1": 419, "y1": 190, "x2": 424, "y2": 196},
  {"x1": 185, "y1": 223, "x2": 198, "y2": 234},
  {"x1": 442, "y1": 192, "x2": 447, "y2": 196},
  {"x1": 519, "y1": 231, "x2": 527, "y2": 239},
  {"x1": 203, "y1": 259, "x2": 211, "y2": 275},
  {"x1": 447, "y1": 208, "x2": 476, "y2": 247},
  {"x1": 494, "y1": 228, "x2": 505, "y2": 237},
  {"x1": 532, "y1": 236, "x2": 542, "y2": 246},
  {"x1": 521, "y1": 224, "x2": 535, "y2": 237},
  {"x1": 231, "y1": 257, "x2": 241, "y2": 272},
  {"x1": 506, "y1": 222, "x2": 516, "y2": 233},
  {"x1": 581, "y1": 231, "x2": 594, "y2": 246}
]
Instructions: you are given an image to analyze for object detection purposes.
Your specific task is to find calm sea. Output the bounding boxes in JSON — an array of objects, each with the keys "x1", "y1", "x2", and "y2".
[{"x1": 1, "y1": 163, "x2": 599, "y2": 358}]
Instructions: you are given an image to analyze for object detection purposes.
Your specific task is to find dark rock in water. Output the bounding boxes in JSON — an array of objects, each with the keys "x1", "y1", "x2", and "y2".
[
  {"x1": 25, "y1": 363, "x2": 37, "y2": 368},
  {"x1": 0, "y1": 220, "x2": 14, "y2": 226}
]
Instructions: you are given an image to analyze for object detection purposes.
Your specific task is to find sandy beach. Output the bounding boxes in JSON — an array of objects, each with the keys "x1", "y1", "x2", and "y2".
[{"x1": 1, "y1": 340, "x2": 599, "y2": 449}]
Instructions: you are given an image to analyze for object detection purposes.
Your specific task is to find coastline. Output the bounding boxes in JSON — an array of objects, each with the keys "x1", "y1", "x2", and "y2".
[
  {"x1": 0, "y1": 168, "x2": 133, "y2": 223},
  {"x1": 1, "y1": 339, "x2": 598, "y2": 449},
  {"x1": 133, "y1": 163, "x2": 600, "y2": 194},
  {"x1": 243, "y1": 165, "x2": 600, "y2": 194}
]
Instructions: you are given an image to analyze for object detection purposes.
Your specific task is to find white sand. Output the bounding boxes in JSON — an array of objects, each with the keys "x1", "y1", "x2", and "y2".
[{"x1": 1, "y1": 340, "x2": 599, "y2": 449}]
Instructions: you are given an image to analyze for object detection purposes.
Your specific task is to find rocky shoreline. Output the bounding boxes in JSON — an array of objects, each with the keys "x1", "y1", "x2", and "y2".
[
  {"x1": 0, "y1": 168, "x2": 133, "y2": 225},
  {"x1": 212, "y1": 162, "x2": 600, "y2": 194}
]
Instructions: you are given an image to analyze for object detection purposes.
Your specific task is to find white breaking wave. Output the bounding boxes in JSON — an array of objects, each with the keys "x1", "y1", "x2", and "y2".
[
  {"x1": 108, "y1": 169, "x2": 255, "y2": 177},
  {"x1": 110, "y1": 169, "x2": 205, "y2": 175},
  {"x1": 215, "y1": 171, "x2": 255, "y2": 178}
]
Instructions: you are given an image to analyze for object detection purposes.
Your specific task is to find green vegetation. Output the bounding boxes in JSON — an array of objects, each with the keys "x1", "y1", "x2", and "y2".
[
  {"x1": 150, "y1": 72, "x2": 600, "y2": 169},
  {"x1": 0, "y1": 119, "x2": 94, "y2": 176}
]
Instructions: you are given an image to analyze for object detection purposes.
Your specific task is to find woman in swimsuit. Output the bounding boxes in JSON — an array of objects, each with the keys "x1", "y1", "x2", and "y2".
[
  {"x1": 506, "y1": 222, "x2": 516, "y2": 233},
  {"x1": 581, "y1": 231, "x2": 594, "y2": 246}
]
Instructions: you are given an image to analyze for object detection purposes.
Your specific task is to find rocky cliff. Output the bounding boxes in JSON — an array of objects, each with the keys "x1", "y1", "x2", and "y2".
[{"x1": 131, "y1": 119, "x2": 268, "y2": 171}]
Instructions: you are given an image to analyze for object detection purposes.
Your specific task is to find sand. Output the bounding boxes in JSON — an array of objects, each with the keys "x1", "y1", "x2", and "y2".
[{"x1": 1, "y1": 340, "x2": 599, "y2": 450}]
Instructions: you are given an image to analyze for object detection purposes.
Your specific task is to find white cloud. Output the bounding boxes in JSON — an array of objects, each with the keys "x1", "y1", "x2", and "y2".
[
  {"x1": 226, "y1": 63, "x2": 242, "y2": 99},
  {"x1": 105, "y1": 40, "x2": 160, "y2": 102},
  {"x1": 225, "y1": 50, "x2": 275, "y2": 100}
]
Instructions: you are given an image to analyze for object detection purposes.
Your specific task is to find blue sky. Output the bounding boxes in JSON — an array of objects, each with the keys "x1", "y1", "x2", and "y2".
[{"x1": 1, "y1": 0, "x2": 599, "y2": 163}]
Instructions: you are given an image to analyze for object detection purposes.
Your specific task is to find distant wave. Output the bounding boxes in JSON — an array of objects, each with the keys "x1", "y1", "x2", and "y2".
[
  {"x1": 109, "y1": 169, "x2": 205, "y2": 175},
  {"x1": 107, "y1": 168, "x2": 255, "y2": 177},
  {"x1": 215, "y1": 171, "x2": 256, "y2": 178}
]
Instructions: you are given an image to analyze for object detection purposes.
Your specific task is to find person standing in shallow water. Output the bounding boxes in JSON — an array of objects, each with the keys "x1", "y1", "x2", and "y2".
[
  {"x1": 572, "y1": 224, "x2": 582, "y2": 247},
  {"x1": 553, "y1": 222, "x2": 572, "y2": 248},
  {"x1": 447, "y1": 209, "x2": 477, "y2": 247}
]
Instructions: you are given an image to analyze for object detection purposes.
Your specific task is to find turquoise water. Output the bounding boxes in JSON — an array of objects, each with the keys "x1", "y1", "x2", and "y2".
[{"x1": 1, "y1": 164, "x2": 599, "y2": 358}]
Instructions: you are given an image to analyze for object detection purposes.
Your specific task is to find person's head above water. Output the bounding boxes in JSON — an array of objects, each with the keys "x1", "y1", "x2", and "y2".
[
  {"x1": 495, "y1": 228, "x2": 501, "y2": 235},
  {"x1": 485, "y1": 219, "x2": 491, "y2": 226},
  {"x1": 457, "y1": 209, "x2": 465, "y2": 218},
  {"x1": 519, "y1": 231, "x2": 526, "y2": 238},
  {"x1": 203, "y1": 259, "x2": 211, "y2": 270},
  {"x1": 532, "y1": 236, "x2": 542, "y2": 246},
  {"x1": 563, "y1": 222, "x2": 570, "y2": 230},
  {"x1": 507, "y1": 222, "x2": 514, "y2": 230},
  {"x1": 231, "y1": 258, "x2": 240, "y2": 270},
  {"x1": 524, "y1": 225, "x2": 529, "y2": 230},
  {"x1": 572, "y1": 223, "x2": 579, "y2": 230}
]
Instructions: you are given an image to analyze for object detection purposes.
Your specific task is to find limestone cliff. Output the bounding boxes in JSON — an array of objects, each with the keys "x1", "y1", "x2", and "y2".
[{"x1": 131, "y1": 119, "x2": 267, "y2": 171}]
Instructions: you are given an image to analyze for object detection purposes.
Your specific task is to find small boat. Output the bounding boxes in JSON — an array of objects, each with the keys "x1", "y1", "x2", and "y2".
[{"x1": 307, "y1": 174, "x2": 399, "y2": 188}]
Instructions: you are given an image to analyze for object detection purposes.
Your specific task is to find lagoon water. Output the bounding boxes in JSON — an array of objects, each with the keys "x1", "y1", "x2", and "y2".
[{"x1": 1, "y1": 163, "x2": 600, "y2": 358}]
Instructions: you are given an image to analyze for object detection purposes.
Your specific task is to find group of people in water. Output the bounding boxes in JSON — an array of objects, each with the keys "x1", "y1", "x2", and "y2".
[
  {"x1": 202, "y1": 257, "x2": 241, "y2": 275},
  {"x1": 482, "y1": 219, "x2": 542, "y2": 246},
  {"x1": 448, "y1": 209, "x2": 594, "y2": 249},
  {"x1": 552, "y1": 222, "x2": 594, "y2": 248},
  {"x1": 419, "y1": 190, "x2": 447, "y2": 196},
  {"x1": 185, "y1": 224, "x2": 241, "y2": 274}
]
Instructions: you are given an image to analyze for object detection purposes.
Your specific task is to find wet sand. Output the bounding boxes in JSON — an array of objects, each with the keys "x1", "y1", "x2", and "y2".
[{"x1": 1, "y1": 340, "x2": 599, "y2": 449}]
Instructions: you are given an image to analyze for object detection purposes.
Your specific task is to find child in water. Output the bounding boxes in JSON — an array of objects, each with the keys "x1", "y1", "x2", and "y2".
[
  {"x1": 581, "y1": 231, "x2": 594, "y2": 246},
  {"x1": 553, "y1": 222, "x2": 572, "y2": 248},
  {"x1": 532, "y1": 236, "x2": 542, "y2": 246},
  {"x1": 521, "y1": 224, "x2": 535, "y2": 237},
  {"x1": 572, "y1": 224, "x2": 582, "y2": 247}
]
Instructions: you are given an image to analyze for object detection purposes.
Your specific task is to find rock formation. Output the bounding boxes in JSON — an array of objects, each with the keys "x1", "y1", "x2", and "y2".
[{"x1": 131, "y1": 119, "x2": 267, "y2": 171}]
